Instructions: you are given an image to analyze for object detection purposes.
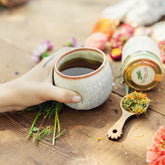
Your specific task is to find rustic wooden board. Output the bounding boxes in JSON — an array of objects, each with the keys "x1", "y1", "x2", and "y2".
[
  {"x1": 0, "y1": 39, "x2": 36, "y2": 83},
  {"x1": 0, "y1": 93, "x2": 164, "y2": 165},
  {"x1": 0, "y1": 0, "x2": 165, "y2": 165}
]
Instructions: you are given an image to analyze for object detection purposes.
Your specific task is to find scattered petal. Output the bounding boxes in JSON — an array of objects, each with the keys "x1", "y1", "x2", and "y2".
[
  {"x1": 67, "y1": 37, "x2": 77, "y2": 47},
  {"x1": 76, "y1": 41, "x2": 83, "y2": 48},
  {"x1": 42, "y1": 40, "x2": 51, "y2": 45},
  {"x1": 15, "y1": 71, "x2": 19, "y2": 75},
  {"x1": 158, "y1": 40, "x2": 165, "y2": 64},
  {"x1": 32, "y1": 41, "x2": 54, "y2": 62},
  {"x1": 136, "y1": 134, "x2": 144, "y2": 138},
  {"x1": 42, "y1": 41, "x2": 54, "y2": 50},
  {"x1": 32, "y1": 54, "x2": 41, "y2": 62},
  {"x1": 95, "y1": 137, "x2": 106, "y2": 143},
  {"x1": 48, "y1": 44, "x2": 53, "y2": 50},
  {"x1": 38, "y1": 43, "x2": 48, "y2": 54},
  {"x1": 33, "y1": 49, "x2": 41, "y2": 57}
]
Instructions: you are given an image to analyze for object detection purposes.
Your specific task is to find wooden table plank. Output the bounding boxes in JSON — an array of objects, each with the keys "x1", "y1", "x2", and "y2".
[
  {"x1": 0, "y1": 39, "x2": 35, "y2": 83},
  {"x1": 0, "y1": 0, "x2": 165, "y2": 165},
  {"x1": 0, "y1": 93, "x2": 164, "y2": 165}
]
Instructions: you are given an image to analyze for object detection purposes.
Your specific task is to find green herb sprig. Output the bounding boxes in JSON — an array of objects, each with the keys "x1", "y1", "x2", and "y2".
[
  {"x1": 25, "y1": 101, "x2": 64, "y2": 145},
  {"x1": 33, "y1": 126, "x2": 52, "y2": 142}
]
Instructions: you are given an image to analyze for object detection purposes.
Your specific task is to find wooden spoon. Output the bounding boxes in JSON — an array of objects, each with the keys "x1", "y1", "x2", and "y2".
[{"x1": 107, "y1": 94, "x2": 149, "y2": 140}]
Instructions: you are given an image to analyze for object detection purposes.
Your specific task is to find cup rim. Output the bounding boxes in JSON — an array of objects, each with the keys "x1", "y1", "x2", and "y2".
[{"x1": 54, "y1": 47, "x2": 107, "y2": 79}]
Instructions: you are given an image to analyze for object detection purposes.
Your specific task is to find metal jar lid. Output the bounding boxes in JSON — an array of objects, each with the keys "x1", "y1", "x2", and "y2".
[{"x1": 122, "y1": 50, "x2": 164, "y2": 91}]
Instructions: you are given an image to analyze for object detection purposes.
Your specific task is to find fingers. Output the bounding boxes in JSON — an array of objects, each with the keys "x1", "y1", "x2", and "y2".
[
  {"x1": 41, "y1": 84, "x2": 81, "y2": 103},
  {"x1": 0, "y1": 105, "x2": 27, "y2": 112}
]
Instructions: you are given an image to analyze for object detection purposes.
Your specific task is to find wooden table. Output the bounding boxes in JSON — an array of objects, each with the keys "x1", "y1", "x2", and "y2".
[{"x1": 0, "y1": 0, "x2": 165, "y2": 164}]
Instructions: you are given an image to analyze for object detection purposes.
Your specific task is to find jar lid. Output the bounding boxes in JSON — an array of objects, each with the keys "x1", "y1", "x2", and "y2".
[{"x1": 123, "y1": 58, "x2": 164, "y2": 91}]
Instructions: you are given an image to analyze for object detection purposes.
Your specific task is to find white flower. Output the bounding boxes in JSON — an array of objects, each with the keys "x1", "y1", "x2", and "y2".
[{"x1": 38, "y1": 43, "x2": 48, "y2": 54}]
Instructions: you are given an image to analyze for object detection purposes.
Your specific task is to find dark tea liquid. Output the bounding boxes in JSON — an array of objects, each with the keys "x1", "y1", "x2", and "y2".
[{"x1": 58, "y1": 58, "x2": 102, "y2": 76}]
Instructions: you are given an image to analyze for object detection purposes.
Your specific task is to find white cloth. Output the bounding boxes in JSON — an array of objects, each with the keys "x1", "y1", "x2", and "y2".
[{"x1": 102, "y1": 0, "x2": 165, "y2": 27}]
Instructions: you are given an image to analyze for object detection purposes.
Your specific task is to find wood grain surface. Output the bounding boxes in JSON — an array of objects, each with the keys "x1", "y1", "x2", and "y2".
[{"x1": 0, "y1": 0, "x2": 165, "y2": 165}]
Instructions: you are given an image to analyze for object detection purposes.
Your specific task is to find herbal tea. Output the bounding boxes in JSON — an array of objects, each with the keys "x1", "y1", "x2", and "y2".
[{"x1": 58, "y1": 58, "x2": 102, "y2": 76}]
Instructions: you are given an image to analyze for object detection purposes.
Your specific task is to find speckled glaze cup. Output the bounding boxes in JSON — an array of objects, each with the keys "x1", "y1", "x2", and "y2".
[{"x1": 54, "y1": 47, "x2": 112, "y2": 110}]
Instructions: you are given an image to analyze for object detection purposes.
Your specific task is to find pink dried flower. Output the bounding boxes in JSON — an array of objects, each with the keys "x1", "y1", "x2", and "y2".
[
  {"x1": 32, "y1": 41, "x2": 54, "y2": 62},
  {"x1": 158, "y1": 40, "x2": 165, "y2": 64},
  {"x1": 42, "y1": 40, "x2": 54, "y2": 50},
  {"x1": 48, "y1": 44, "x2": 53, "y2": 50},
  {"x1": 38, "y1": 43, "x2": 48, "y2": 54},
  {"x1": 33, "y1": 49, "x2": 41, "y2": 57},
  {"x1": 111, "y1": 32, "x2": 123, "y2": 50},
  {"x1": 67, "y1": 37, "x2": 83, "y2": 48},
  {"x1": 32, "y1": 49, "x2": 42, "y2": 62},
  {"x1": 161, "y1": 56, "x2": 165, "y2": 64},
  {"x1": 121, "y1": 23, "x2": 135, "y2": 38},
  {"x1": 111, "y1": 23, "x2": 135, "y2": 51},
  {"x1": 146, "y1": 126, "x2": 165, "y2": 165},
  {"x1": 67, "y1": 37, "x2": 77, "y2": 47},
  {"x1": 153, "y1": 126, "x2": 165, "y2": 146},
  {"x1": 32, "y1": 54, "x2": 41, "y2": 62},
  {"x1": 84, "y1": 32, "x2": 108, "y2": 50},
  {"x1": 76, "y1": 41, "x2": 83, "y2": 48},
  {"x1": 110, "y1": 48, "x2": 122, "y2": 61}
]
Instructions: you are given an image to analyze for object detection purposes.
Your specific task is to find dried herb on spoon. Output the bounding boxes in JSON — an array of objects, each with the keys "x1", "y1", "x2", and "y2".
[{"x1": 122, "y1": 91, "x2": 150, "y2": 116}]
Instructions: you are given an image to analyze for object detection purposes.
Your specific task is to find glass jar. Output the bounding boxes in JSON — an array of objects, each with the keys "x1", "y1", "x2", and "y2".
[{"x1": 122, "y1": 36, "x2": 164, "y2": 91}]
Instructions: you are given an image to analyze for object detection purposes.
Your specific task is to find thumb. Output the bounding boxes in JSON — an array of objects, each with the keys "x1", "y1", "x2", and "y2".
[{"x1": 43, "y1": 84, "x2": 81, "y2": 103}]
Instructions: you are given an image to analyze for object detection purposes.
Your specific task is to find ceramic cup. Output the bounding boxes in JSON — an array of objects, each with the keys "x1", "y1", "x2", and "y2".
[{"x1": 54, "y1": 47, "x2": 112, "y2": 110}]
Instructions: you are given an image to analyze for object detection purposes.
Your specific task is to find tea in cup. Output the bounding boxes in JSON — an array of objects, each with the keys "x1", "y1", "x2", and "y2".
[{"x1": 54, "y1": 47, "x2": 112, "y2": 110}]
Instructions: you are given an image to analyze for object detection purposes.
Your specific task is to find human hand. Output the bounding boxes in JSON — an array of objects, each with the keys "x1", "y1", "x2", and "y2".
[{"x1": 0, "y1": 48, "x2": 81, "y2": 112}]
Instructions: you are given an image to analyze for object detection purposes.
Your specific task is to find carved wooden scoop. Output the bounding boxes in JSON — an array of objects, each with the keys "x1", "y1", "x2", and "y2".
[{"x1": 107, "y1": 94, "x2": 149, "y2": 140}]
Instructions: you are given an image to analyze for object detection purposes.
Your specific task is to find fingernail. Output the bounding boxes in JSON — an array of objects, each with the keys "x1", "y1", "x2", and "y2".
[{"x1": 72, "y1": 95, "x2": 81, "y2": 102}]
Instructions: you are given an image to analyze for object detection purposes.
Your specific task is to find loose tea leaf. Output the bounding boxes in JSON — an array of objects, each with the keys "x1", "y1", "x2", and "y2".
[{"x1": 88, "y1": 134, "x2": 94, "y2": 140}]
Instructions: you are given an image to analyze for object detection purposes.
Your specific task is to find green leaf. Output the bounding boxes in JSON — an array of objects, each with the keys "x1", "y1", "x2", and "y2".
[
  {"x1": 67, "y1": 41, "x2": 72, "y2": 47},
  {"x1": 125, "y1": 85, "x2": 129, "y2": 94},
  {"x1": 27, "y1": 109, "x2": 42, "y2": 138},
  {"x1": 41, "y1": 52, "x2": 49, "y2": 59},
  {"x1": 33, "y1": 127, "x2": 39, "y2": 133}
]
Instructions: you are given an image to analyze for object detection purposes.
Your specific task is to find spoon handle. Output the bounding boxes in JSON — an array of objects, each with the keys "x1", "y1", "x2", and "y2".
[{"x1": 107, "y1": 111, "x2": 134, "y2": 140}]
